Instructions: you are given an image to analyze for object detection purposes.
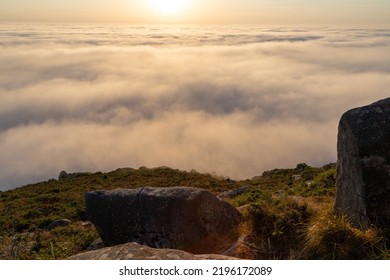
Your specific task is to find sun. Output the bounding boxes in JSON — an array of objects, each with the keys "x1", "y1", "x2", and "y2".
[{"x1": 148, "y1": 0, "x2": 189, "y2": 15}]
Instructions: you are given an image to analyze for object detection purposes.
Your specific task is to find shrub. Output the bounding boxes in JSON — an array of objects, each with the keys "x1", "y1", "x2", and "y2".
[
  {"x1": 243, "y1": 196, "x2": 311, "y2": 259},
  {"x1": 297, "y1": 168, "x2": 336, "y2": 197}
]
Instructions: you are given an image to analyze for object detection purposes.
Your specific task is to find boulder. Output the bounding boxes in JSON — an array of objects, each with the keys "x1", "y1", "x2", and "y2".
[
  {"x1": 334, "y1": 98, "x2": 390, "y2": 228},
  {"x1": 58, "y1": 170, "x2": 69, "y2": 180},
  {"x1": 86, "y1": 187, "x2": 242, "y2": 254},
  {"x1": 218, "y1": 186, "x2": 249, "y2": 199},
  {"x1": 46, "y1": 219, "x2": 71, "y2": 230},
  {"x1": 86, "y1": 238, "x2": 105, "y2": 251},
  {"x1": 67, "y1": 242, "x2": 240, "y2": 260}
]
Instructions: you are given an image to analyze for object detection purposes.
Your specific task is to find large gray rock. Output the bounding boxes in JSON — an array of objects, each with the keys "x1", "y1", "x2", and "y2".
[
  {"x1": 86, "y1": 187, "x2": 242, "y2": 254},
  {"x1": 334, "y1": 98, "x2": 390, "y2": 228},
  {"x1": 67, "y1": 242, "x2": 240, "y2": 260}
]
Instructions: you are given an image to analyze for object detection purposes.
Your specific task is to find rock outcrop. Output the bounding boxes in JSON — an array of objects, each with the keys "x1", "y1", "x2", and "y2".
[
  {"x1": 334, "y1": 98, "x2": 390, "y2": 228},
  {"x1": 67, "y1": 242, "x2": 240, "y2": 260},
  {"x1": 86, "y1": 187, "x2": 242, "y2": 254},
  {"x1": 58, "y1": 170, "x2": 92, "y2": 181}
]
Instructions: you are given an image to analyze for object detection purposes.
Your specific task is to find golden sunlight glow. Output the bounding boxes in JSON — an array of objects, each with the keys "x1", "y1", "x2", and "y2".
[{"x1": 148, "y1": 0, "x2": 190, "y2": 15}]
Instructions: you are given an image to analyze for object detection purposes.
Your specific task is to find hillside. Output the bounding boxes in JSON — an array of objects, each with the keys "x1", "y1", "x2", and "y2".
[{"x1": 0, "y1": 164, "x2": 388, "y2": 259}]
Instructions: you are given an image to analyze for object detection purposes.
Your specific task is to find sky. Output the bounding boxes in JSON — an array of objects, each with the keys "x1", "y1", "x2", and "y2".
[
  {"x1": 0, "y1": 23, "x2": 389, "y2": 190},
  {"x1": 0, "y1": 0, "x2": 389, "y2": 25},
  {"x1": 0, "y1": 2, "x2": 390, "y2": 190}
]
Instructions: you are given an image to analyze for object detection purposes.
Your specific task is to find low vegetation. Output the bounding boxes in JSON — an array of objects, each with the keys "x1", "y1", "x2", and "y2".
[{"x1": 0, "y1": 164, "x2": 388, "y2": 259}]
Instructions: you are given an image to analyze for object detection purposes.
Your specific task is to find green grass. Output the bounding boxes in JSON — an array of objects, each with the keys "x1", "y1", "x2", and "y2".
[{"x1": 0, "y1": 163, "x2": 389, "y2": 260}]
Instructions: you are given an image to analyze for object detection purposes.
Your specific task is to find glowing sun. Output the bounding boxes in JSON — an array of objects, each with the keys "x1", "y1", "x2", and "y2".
[{"x1": 148, "y1": 0, "x2": 190, "y2": 15}]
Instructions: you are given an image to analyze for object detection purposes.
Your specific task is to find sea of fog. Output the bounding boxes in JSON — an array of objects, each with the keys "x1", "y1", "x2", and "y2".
[{"x1": 0, "y1": 23, "x2": 389, "y2": 190}]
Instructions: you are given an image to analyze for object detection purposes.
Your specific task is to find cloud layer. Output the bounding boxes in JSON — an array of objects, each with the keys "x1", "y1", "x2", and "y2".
[{"x1": 1, "y1": 23, "x2": 390, "y2": 190}]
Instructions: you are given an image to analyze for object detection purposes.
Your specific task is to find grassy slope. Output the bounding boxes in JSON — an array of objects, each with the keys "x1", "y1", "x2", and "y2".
[{"x1": 0, "y1": 164, "x2": 388, "y2": 259}]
